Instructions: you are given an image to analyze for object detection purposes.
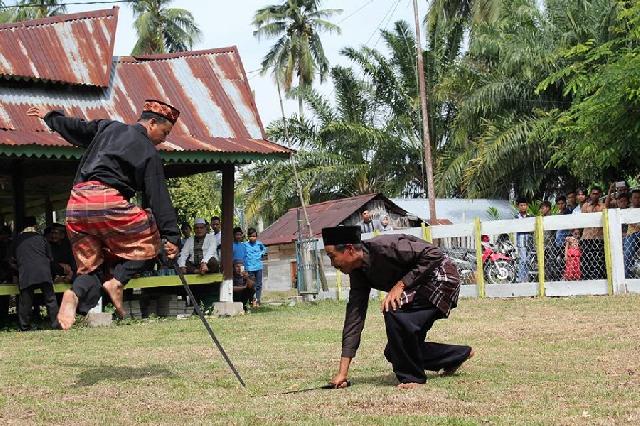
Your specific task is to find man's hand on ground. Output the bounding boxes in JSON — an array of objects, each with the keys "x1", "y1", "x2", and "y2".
[
  {"x1": 26, "y1": 106, "x2": 48, "y2": 119},
  {"x1": 330, "y1": 373, "x2": 349, "y2": 388},
  {"x1": 164, "y1": 241, "x2": 178, "y2": 259},
  {"x1": 381, "y1": 281, "x2": 405, "y2": 313}
]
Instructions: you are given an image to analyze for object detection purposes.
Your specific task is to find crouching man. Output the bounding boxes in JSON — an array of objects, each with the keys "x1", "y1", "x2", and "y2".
[{"x1": 322, "y1": 226, "x2": 474, "y2": 389}]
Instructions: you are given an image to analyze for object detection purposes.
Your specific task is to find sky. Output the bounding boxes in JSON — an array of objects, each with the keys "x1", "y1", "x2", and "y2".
[{"x1": 64, "y1": 0, "x2": 419, "y2": 125}]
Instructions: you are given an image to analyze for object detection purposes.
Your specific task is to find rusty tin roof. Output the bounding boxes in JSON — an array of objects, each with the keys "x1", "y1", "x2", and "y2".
[
  {"x1": 259, "y1": 193, "x2": 425, "y2": 246},
  {"x1": 0, "y1": 8, "x2": 291, "y2": 162},
  {"x1": 0, "y1": 8, "x2": 118, "y2": 87}
]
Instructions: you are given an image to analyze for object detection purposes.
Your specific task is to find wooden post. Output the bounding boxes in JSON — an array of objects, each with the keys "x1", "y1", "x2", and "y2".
[
  {"x1": 12, "y1": 161, "x2": 24, "y2": 232},
  {"x1": 220, "y1": 164, "x2": 234, "y2": 302},
  {"x1": 412, "y1": 0, "x2": 437, "y2": 223},
  {"x1": 535, "y1": 216, "x2": 546, "y2": 297},
  {"x1": 474, "y1": 218, "x2": 485, "y2": 298},
  {"x1": 602, "y1": 209, "x2": 614, "y2": 296},
  {"x1": 336, "y1": 270, "x2": 342, "y2": 302},
  {"x1": 45, "y1": 195, "x2": 53, "y2": 226}
]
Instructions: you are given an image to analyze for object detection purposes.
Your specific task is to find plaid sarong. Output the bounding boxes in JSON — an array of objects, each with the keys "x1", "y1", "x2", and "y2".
[{"x1": 66, "y1": 181, "x2": 161, "y2": 275}]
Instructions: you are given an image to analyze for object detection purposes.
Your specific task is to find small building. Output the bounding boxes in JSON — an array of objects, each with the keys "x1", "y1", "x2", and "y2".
[{"x1": 260, "y1": 193, "x2": 427, "y2": 261}]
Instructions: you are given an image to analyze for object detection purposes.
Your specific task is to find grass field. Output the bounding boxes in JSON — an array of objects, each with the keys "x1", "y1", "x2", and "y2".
[{"x1": 1, "y1": 295, "x2": 639, "y2": 425}]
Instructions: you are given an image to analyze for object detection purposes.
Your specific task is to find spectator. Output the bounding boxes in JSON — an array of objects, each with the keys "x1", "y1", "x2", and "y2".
[
  {"x1": 623, "y1": 189, "x2": 640, "y2": 277},
  {"x1": 244, "y1": 227, "x2": 267, "y2": 307},
  {"x1": 47, "y1": 223, "x2": 76, "y2": 283},
  {"x1": 580, "y1": 186, "x2": 605, "y2": 279},
  {"x1": 12, "y1": 217, "x2": 59, "y2": 331},
  {"x1": 232, "y1": 227, "x2": 247, "y2": 262},
  {"x1": 380, "y1": 215, "x2": 394, "y2": 232},
  {"x1": 210, "y1": 216, "x2": 222, "y2": 257},
  {"x1": 232, "y1": 259, "x2": 255, "y2": 311},
  {"x1": 515, "y1": 198, "x2": 532, "y2": 282},
  {"x1": 359, "y1": 210, "x2": 381, "y2": 234},
  {"x1": 0, "y1": 224, "x2": 12, "y2": 283},
  {"x1": 554, "y1": 196, "x2": 572, "y2": 280},
  {"x1": 605, "y1": 181, "x2": 629, "y2": 208},
  {"x1": 572, "y1": 189, "x2": 587, "y2": 214},
  {"x1": 617, "y1": 192, "x2": 630, "y2": 210},
  {"x1": 540, "y1": 200, "x2": 552, "y2": 217},
  {"x1": 564, "y1": 229, "x2": 582, "y2": 281},
  {"x1": 178, "y1": 218, "x2": 220, "y2": 275},
  {"x1": 180, "y1": 223, "x2": 192, "y2": 247},
  {"x1": 566, "y1": 191, "x2": 577, "y2": 211}
]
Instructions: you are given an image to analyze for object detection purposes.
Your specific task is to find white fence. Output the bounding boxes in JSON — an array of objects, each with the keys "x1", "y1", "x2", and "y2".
[{"x1": 318, "y1": 208, "x2": 640, "y2": 299}]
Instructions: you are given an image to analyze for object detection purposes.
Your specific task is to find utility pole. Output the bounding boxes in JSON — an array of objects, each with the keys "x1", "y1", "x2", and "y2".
[{"x1": 412, "y1": 0, "x2": 437, "y2": 224}]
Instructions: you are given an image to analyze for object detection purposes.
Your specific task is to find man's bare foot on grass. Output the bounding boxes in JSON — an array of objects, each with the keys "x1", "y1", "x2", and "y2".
[
  {"x1": 397, "y1": 382, "x2": 424, "y2": 390},
  {"x1": 103, "y1": 278, "x2": 126, "y2": 319},
  {"x1": 57, "y1": 290, "x2": 79, "y2": 330}
]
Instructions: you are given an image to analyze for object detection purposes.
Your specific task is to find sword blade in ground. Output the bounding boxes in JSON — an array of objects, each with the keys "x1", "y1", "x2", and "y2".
[{"x1": 172, "y1": 263, "x2": 246, "y2": 387}]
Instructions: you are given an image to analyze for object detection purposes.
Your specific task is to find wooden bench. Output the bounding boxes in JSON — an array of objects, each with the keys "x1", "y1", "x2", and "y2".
[{"x1": 0, "y1": 273, "x2": 224, "y2": 297}]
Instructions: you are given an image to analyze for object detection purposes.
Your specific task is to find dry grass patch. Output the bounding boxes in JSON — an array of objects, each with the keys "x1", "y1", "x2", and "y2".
[{"x1": 1, "y1": 295, "x2": 639, "y2": 424}]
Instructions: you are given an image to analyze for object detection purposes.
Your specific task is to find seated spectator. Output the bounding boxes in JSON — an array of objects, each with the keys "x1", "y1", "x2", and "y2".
[
  {"x1": 12, "y1": 217, "x2": 59, "y2": 331},
  {"x1": 380, "y1": 215, "x2": 393, "y2": 232},
  {"x1": 47, "y1": 223, "x2": 76, "y2": 283},
  {"x1": 180, "y1": 223, "x2": 192, "y2": 247},
  {"x1": 210, "y1": 216, "x2": 222, "y2": 257},
  {"x1": 232, "y1": 260, "x2": 255, "y2": 311},
  {"x1": 232, "y1": 227, "x2": 246, "y2": 262},
  {"x1": 0, "y1": 223, "x2": 12, "y2": 283},
  {"x1": 178, "y1": 218, "x2": 220, "y2": 275}
]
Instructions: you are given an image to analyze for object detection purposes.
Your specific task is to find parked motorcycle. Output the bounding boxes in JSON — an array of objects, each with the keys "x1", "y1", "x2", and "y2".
[{"x1": 443, "y1": 234, "x2": 517, "y2": 285}]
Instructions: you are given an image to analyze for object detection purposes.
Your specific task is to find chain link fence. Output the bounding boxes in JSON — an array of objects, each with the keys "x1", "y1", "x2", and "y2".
[
  {"x1": 542, "y1": 228, "x2": 607, "y2": 282},
  {"x1": 623, "y1": 224, "x2": 640, "y2": 279}
]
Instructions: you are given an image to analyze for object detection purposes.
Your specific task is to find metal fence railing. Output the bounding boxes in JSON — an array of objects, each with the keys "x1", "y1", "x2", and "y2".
[{"x1": 322, "y1": 208, "x2": 640, "y2": 299}]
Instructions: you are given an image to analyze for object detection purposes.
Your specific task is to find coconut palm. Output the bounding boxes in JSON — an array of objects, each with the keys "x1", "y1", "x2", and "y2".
[
  {"x1": 0, "y1": 0, "x2": 66, "y2": 22},
  {"x1": 131, "y1": 0, "x2": 201, "y2": 55},
  {"x1": 252, "y1": 0, "x2": 342, "y2": 116}
]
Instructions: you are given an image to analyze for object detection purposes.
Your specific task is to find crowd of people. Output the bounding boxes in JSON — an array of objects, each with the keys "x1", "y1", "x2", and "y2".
[
  {"x1": 0, "y1": 213, "x2": 268, "y2": 330},
  {"x1": 515, "y1": 182, "x2": 638, "y2": 282}
]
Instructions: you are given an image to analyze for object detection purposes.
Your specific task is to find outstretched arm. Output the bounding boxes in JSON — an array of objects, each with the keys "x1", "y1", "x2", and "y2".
[{"x1": 27, "y1": 106, "x2": 101, "y2": 148}]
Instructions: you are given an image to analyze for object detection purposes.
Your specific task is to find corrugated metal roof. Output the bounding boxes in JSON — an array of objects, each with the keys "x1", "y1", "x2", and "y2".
[
  {"x1": 260, "y1": 193, "x2": 425, "y2": 246},
  {"x1": 0, "y1": 9, "x2": 291, "y2": 160},
  {"x1": 0, "y1": 8, "x2": 117, "y2": 87}
]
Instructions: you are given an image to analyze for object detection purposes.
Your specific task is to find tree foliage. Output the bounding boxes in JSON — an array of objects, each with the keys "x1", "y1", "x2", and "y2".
[
  {"x1": 252, "y1": 0, "x2": 341, "y2": 115},
  {"x1": 166, "y1": 173, "x2": 221, "y2": 226},
  {"x1": 0, "y1": 0, "x2": 66, "y2": 23},
  {"x1": 130, "y1": 0, "x2": 201, "y2": 55}
]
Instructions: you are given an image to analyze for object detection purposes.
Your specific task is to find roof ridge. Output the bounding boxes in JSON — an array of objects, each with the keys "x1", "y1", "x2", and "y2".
[
  {"x1": 122, "y1": 46, "x2": 239, "y2": 62},
  {"x1": 286, "y1": 193, "x2": 377, "y2": 211},
  {"x1": 0, "y1": 7, "x2": 117, "y2": 31}
]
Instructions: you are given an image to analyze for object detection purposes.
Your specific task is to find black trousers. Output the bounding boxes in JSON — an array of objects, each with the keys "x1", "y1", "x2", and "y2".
[
  {"x1": 18, "y1": 282, "x2": 59, "y2": 331},
  {"x1": 383, "y1": 303, "x2": 472, "y2": 384},
  {"x1": 72, "y1": 259, "x2": 156, "y2": 314},
  {"x1": 233, "y1": 287, "x2": 255, "y2": 310}
]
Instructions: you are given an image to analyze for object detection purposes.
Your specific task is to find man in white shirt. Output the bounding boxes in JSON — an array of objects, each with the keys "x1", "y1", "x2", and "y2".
[
  {"x1": 178, "y1": 218, "x2": 219, "y2": 275},
  {"x1": 210, "y1": 216, "x2": 222, "y2": 257}
]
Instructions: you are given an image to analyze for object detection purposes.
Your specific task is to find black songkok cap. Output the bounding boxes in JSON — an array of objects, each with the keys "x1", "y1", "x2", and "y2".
[{"x1": 321, "y1": 226, "x2": 361, "y2": 246}]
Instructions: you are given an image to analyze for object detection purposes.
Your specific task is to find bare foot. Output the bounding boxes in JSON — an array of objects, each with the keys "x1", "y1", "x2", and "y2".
[
  {"x1": 57, "y1": 290, "x2": 79, "y2": 330},
  {"x1": 442, "y1": 348, "x2": 475, "y2": 376},
  {"x1": 397, "y1": 382, "x2": 424, "y2": 389},
  {"x1": 103, "y1": 278, "x2": 126, "y2": 319}
]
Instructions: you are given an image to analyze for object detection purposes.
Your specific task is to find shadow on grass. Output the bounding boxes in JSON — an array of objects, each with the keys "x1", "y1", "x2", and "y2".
[
  {"x1": 354, "y1": 372, "x2": 446, "y2": 387},
  {"x1": 70, "y1": 364, "x2": 176, "y2": 386}
]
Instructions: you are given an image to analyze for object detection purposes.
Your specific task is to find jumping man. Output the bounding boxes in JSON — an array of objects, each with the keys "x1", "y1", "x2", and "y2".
[
  {"x1": 27, "y1": 100, "x2": 181, "y2": 329},
  {"x1": 322, "y1": 226, "x2": 474, "y2": 389}
]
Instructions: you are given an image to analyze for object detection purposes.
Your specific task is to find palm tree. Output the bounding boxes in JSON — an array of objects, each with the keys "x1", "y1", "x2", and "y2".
[
  {"x1": 435, "y1": 0, "x2": 617, "y2": 198},
  {"x1": 252, "y1": 0, "x2": 342, "y2": 117},
  {"x1": 0, "y1": 0, "x2": 66, "y2": 22},
  {"x1": 131, "y1": 0, "x2": 201, "y2": 55}
]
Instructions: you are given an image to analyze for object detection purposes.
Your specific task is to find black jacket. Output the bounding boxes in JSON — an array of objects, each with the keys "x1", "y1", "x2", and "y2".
[{"x1": 13, "y1": 232, "x2": 53, "y2": 289}]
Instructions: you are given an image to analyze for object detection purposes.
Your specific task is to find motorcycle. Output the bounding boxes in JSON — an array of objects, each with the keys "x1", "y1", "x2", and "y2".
[{"x1": 443, "y1": 234, "x2": 517, "y2": 285}]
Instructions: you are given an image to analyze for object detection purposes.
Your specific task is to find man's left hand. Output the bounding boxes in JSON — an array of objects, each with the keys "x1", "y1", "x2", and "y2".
[
  {"x1": 164, "y1": 241, "x2": 178, "y2": 259},
  {"x1": 199, "y1": 263, "x2": 209, "y2": 275},
  {"x1": 381, "y1": 281, "x2": 405, "y2": 313}
]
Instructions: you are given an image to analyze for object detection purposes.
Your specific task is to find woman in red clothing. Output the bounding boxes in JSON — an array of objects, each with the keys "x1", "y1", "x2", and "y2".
[{"x1": 564, "y1": 229, "x2": 582, "y2": 280}]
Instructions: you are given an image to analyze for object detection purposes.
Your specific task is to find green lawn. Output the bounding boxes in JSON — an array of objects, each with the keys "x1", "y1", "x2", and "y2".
[{"x1": 1, "y1": 295, "x2": 639, "y2": 425}]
